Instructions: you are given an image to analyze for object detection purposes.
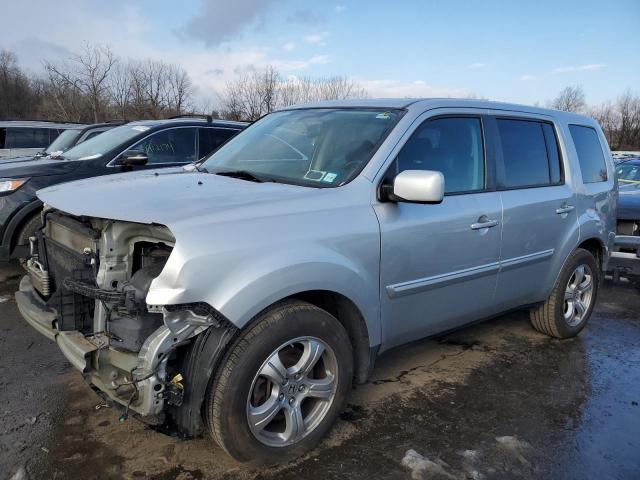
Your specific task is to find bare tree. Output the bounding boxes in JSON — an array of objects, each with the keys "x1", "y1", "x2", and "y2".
[
  {"x1": 0, "y1": 50, "x2": 42, "y2": 119},
  {"x1": 166, "y1": 64, "x2": 193, "y2": 115},
  {"x1": 549, "y1": 85, "x2": 587, "y2": 113},
  {"x1": 279, "y1": 75, "x2": 367, "y2": 107},
  {"x1": 219, "y1": 66, "x2": 281, "y2": 121},
  {"x1": 588, "y1": 101, "x2": 619, "y2": 148},
  {"x1": 44, "y1": 43, "x2": 116, "y2": 122},
  {"x1": 108, "y1": 62, "x2": 132, "y2": 120},
  {"x1": 220, "y1": 67, "x2": 368, "y2": 120},
  {"x1": 616, "y1": 89, "x2": 640, "y2": 150}
]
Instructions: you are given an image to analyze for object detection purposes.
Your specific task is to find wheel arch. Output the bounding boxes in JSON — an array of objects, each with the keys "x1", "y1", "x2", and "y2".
[
  {"x1": 3, "y1": 200, "x2": 43, "y2": 253},
  {"x1": 576, "y1": 237, "x2": 605, "y2": 273},
  {"x1": 285, "y1": 290, "x2": 375, "y2": 384}
]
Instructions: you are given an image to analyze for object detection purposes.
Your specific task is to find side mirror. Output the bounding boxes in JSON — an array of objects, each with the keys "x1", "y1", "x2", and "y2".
[
  {"x1": 120, "y1": 151, "x2": 148, "y2": 166},
  {"x1": 386, "y1": 170, "x2": 445, "y2": 203}
]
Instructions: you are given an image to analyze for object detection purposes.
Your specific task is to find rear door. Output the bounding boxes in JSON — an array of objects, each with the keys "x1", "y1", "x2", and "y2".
[
  {"x1": 376, "y1": 111, "x2": 503, "y2": 348},
  {"x1": 491, "y1": 113, "x2": 578, "y2": 309}
]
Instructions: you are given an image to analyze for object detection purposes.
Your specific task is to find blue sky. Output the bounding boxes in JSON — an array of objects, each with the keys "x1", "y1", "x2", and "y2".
[{"x1": 2, "y1": 0, "x2": 638, "y2": 107}]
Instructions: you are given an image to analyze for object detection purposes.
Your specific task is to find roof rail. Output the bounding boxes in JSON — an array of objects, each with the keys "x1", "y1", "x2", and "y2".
[{"x1": 168, "y1": 113, "x2": 213, "y2": 123}]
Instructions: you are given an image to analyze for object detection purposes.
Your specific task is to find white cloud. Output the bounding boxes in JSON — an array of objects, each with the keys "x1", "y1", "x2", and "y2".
[
  {"x1": 553, "y1": 64, "x2": 606, "y2": 74},
  {"x1": 303, "y1": 32, "x2": 329, "y2": 46},
  {"x1": 281, "y1": 41, "x2": 296, "y2": 52},
  {"x1": 272, "y1": 54, "x2": 332, "y2": 71},
  {"x1": 467, "y1": 62, "x2": 487, "y2": 69},
  {"x1": 519, "y1": 74, "x2": 536, "y2": 81},
  {"x1": 335, "y1": 5, "x2": 346, "y2": 13},
  {"x1": 357, "y1": 79, "x2": 471, "y2": 98}
]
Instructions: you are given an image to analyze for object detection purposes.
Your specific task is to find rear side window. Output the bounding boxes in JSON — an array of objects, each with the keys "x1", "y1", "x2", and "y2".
[
  {"x1": 4, "y1": 127, "x2": 51, "y2": 149},
  {"x1": 569, "y1": 125, "x2": 607, "y2": 183},
  {"x1": 198, "y1": 128, "x2": 237, "y2": 159},
  {"x1": 0, "y1": 128, "x2": 5, "y2": 149},
  {"x1": 395, "y1": 116, "x2": 485, "y2": 193},
  {"x1": 497, "y1": 119, "x2": 562, "y2": 188}
]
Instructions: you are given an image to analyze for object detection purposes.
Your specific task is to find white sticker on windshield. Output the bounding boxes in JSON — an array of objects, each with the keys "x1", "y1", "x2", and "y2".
[
  {"x1": 376, "y1": 112, "x2": 391, "y2": 119},
  {"x1": 304, "y1": 170, "x2": 326, "y2": 181},
  {"x1": 323, "y1": 172, "x2": 337, "y2": 183},
  {"x1": 132, "y1": 126, "x2": 150, "y2": 132}
]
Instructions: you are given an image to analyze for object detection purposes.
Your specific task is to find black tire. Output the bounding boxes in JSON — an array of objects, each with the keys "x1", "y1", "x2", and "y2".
[
  {"x1": 530, "y1": 248, "x2": 599, "y2": 338},
  {"x1": 15, "y1": 213, "x2": 41, "y2": 267},
  {"x1": 206, "y1": 300, "x2": 353, "y2": 465}
]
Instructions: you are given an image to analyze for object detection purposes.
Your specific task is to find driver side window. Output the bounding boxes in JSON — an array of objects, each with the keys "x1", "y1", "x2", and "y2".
[
  {"x1": 394, "y1": 117, "x2": 485, "y2": 194},
  {"x1": 126, "y1": 128, "x2": 197, "y2": 164}
]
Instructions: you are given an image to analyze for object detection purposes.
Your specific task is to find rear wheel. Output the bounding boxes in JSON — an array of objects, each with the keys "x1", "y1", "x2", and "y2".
[
  {"x1": 530, "y1": 248, "x2": 599, "y2": 338},
  {"x1": 206, "y1": 300, "x2": 353, "y2": 465}
]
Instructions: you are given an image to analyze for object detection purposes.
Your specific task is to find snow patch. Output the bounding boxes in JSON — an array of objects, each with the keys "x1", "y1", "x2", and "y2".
[
  {"x1": 401, "y1": 449, "x2": 458, "y2": 479},
  {"x1": 496, "y1": 435, "x2": 531, "y2": 465},
  {"x1": 458, "y1": 449, "x2": 484, "y2": 479},
  {"x1": 10, "y1": 466, "x2": 28, "y2": 480}
]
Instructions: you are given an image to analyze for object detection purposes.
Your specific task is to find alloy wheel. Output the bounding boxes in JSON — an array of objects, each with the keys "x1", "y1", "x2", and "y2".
[
  {"x1": 564, "y1": 264, "x2": 594, "y2": 327},
  {"x1": 246, "y1": 336, "x2": 338, "y2": 447}
]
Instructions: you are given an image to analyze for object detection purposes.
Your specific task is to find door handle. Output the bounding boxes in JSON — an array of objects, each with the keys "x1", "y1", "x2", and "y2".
[
  {"x1": 470, "y1": 216, "x2": 499, "y2": 230},
  {"x1": 555, "y1": 205, "x2": 575, "y2": 215}
]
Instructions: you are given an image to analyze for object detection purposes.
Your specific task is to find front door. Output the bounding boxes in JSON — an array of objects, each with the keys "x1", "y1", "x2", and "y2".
[{"x1": 375, "y1": 114, "x2": 503, "y2": 349}]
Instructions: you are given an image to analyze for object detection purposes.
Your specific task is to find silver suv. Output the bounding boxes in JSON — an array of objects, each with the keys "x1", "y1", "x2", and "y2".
[{"x1": 16, "y1": 99, "x2": 616, "y2": 464}]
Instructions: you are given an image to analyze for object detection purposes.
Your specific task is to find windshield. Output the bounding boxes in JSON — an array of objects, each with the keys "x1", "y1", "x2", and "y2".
[
  {"x1": 44, "y1": 129, "x2": 83, "y2": 154},
  {"x1": 200, "y1": 108, "x2": 402, "y2": 187},
  {"x1": 617, "y1": 162, "x2": 640, "y2": 183},
  {"x1": 64, "y1": 124, "x2": 149, "y2": 161}
]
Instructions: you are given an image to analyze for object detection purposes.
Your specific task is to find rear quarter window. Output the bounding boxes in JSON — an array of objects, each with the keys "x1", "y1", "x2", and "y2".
[{"x1": 569, "y1": 125, "x2": 608, "y2": 183}]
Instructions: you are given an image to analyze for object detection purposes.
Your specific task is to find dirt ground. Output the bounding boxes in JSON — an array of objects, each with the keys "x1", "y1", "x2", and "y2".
[{"x1": 1, "y1": 262, "x2": 638, "y2": 480}]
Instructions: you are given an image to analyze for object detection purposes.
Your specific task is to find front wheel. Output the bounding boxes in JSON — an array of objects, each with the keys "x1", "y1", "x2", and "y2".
[
  {"x1": 206, "y1": 300, "x2": 353, "y2": 465},
  {"x1": 530, "y1": 248, "x2": 599, "y2": 338}
]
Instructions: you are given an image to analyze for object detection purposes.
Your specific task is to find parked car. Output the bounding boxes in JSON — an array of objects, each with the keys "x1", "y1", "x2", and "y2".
[
  {"x1": 0, "y1": 120, "x2": 84, "y2": 159},
  {"x1": 16, "y1": 99, "x2": 616, "y2": 465},
  {"x1": 612, "y1": 151, "x2": 640, "y2": 164},
  {"x1": 0, "y1": 116, "x2": 246, "y2": 262},
  {"x1": 0, "y1": 120, "x2": 128, "y2": 166},
  {"x1": 608, "y1": 157, "x2": 640, "y2": 282}
]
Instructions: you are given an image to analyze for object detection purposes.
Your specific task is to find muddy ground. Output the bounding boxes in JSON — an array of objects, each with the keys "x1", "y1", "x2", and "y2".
[{"x1": 1, "y1": 262, "x2": 638, "y2": 480}]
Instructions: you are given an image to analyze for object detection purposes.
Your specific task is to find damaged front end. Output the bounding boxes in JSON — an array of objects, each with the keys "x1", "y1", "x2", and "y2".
[{"x1": 16, "y1": 207, "x2": 236, "y2": 435}]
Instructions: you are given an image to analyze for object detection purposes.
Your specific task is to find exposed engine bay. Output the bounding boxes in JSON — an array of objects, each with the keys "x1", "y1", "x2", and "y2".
[{"x1": 23, "y1": 207, "x2": 236, "y2": 435}]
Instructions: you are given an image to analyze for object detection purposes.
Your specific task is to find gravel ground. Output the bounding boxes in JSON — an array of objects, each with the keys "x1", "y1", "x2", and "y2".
[{"x1": 1, "y1": 264, "x2": 638, "y2": 480}]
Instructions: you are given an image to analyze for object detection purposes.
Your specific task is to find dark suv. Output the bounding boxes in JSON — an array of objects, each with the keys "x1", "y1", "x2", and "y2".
[
  {"x1": 0, "y1": 117, "x2": 247, "y2": 261},
  {"x1": 0, "y1": 121, "x2": 127, "y2": 165}
]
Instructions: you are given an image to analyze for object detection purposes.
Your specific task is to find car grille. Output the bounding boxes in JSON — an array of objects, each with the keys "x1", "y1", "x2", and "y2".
[{"x1": 37, "y1": 213, "x2": 99, "y2": 333}]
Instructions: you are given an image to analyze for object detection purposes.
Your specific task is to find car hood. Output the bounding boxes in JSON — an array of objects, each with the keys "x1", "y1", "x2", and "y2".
[
  {"x1": 618, "y1": 182, "x2": 640, "y2": 220},
  {"x1": 37, "y1": 169, "x2": 330, "y2": 228},
  {"x1": 0, "y1": 157, "x2": 81, "y2": 178}
]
